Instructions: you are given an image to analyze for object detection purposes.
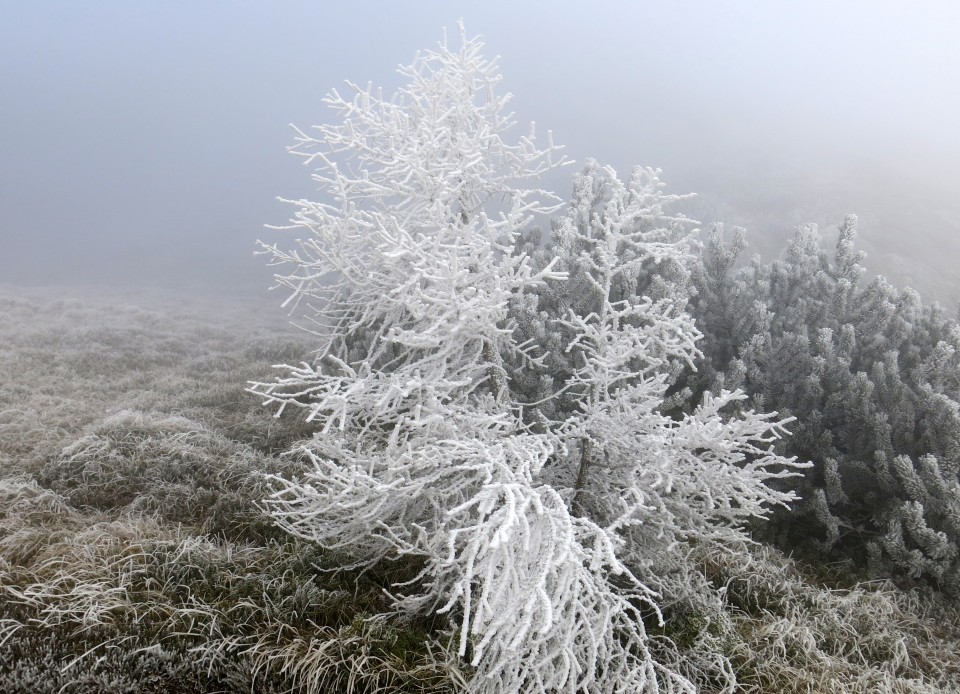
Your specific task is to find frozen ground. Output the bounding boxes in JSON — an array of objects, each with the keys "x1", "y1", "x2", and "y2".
[{"x1": 0, "y1": 286, "x2": 958, "y2": 693}]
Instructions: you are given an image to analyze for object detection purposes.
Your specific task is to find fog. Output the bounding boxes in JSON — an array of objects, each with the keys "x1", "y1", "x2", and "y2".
[{"x1": 3, "y1": 1, "x2": 959, "y2": 303}]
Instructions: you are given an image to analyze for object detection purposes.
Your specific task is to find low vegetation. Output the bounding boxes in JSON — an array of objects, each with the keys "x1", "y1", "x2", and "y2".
[{"x1": 0, "y1": 286, "x2": 957, "y2": 692}]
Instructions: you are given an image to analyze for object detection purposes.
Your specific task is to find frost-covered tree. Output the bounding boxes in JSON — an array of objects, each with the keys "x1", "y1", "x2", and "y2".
[
  {"x1": 686, "y1": 218, "x2": 960, "y2": 592},
  {"x1": 514, "y1": 163, "x2": 805, "y2": 598},
  {"x1": 251, "y1": 26, "x2": 700, "y2": 693},
  {"x1": 508, "y1": 161, "x2": 699, "y2": 423},
  {"x1": 252, "y1": 26, "x2": 812, "y2": 692}
]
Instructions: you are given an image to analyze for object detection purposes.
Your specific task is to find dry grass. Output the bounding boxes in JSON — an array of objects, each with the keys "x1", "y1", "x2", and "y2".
[
  {"x1": 0, "y1": 287, "x2": 460, "y2": 693},
  {"x1": 699, "y1": 542, "x2": 960, "y2": 693}
]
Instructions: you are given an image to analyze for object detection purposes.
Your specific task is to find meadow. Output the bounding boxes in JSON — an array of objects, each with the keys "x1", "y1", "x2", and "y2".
[{"x1": 1, "y1": 285, "x2": 958, "y2": 693}]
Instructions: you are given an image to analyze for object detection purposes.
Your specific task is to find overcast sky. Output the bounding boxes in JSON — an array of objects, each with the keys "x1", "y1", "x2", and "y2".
[{"x1": 2, "y1": 1, "x2": 959, "y2": 297}]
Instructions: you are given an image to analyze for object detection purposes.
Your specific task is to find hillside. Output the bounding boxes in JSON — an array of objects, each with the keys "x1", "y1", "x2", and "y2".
[{"x1": 1, "y1": 286, "x2": 958, "y2": 692}]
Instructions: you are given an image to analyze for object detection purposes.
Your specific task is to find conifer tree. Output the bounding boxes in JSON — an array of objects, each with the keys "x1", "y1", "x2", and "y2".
[
  {"x1": 253, "y1": 27, "x2": 692, "y2": 693},
  {"x1": 253, "y1": 28, "x2": 808, "y2": 691},
  {"x1": 515, "y1": 163, "x2": 805, "y2": 594},
  {"x1": 686, "y1": 218, "x2": 960, "y2": 592}
]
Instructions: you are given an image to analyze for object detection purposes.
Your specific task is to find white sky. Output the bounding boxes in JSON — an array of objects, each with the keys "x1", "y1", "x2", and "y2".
[{"x1": 2, "y1": 1, "x2": 959, "y2": 294}]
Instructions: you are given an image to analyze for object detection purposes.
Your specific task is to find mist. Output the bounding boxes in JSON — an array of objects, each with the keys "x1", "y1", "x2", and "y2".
[{"x1": 3, "y1": 1, "x2": 959, "y2": 303}]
